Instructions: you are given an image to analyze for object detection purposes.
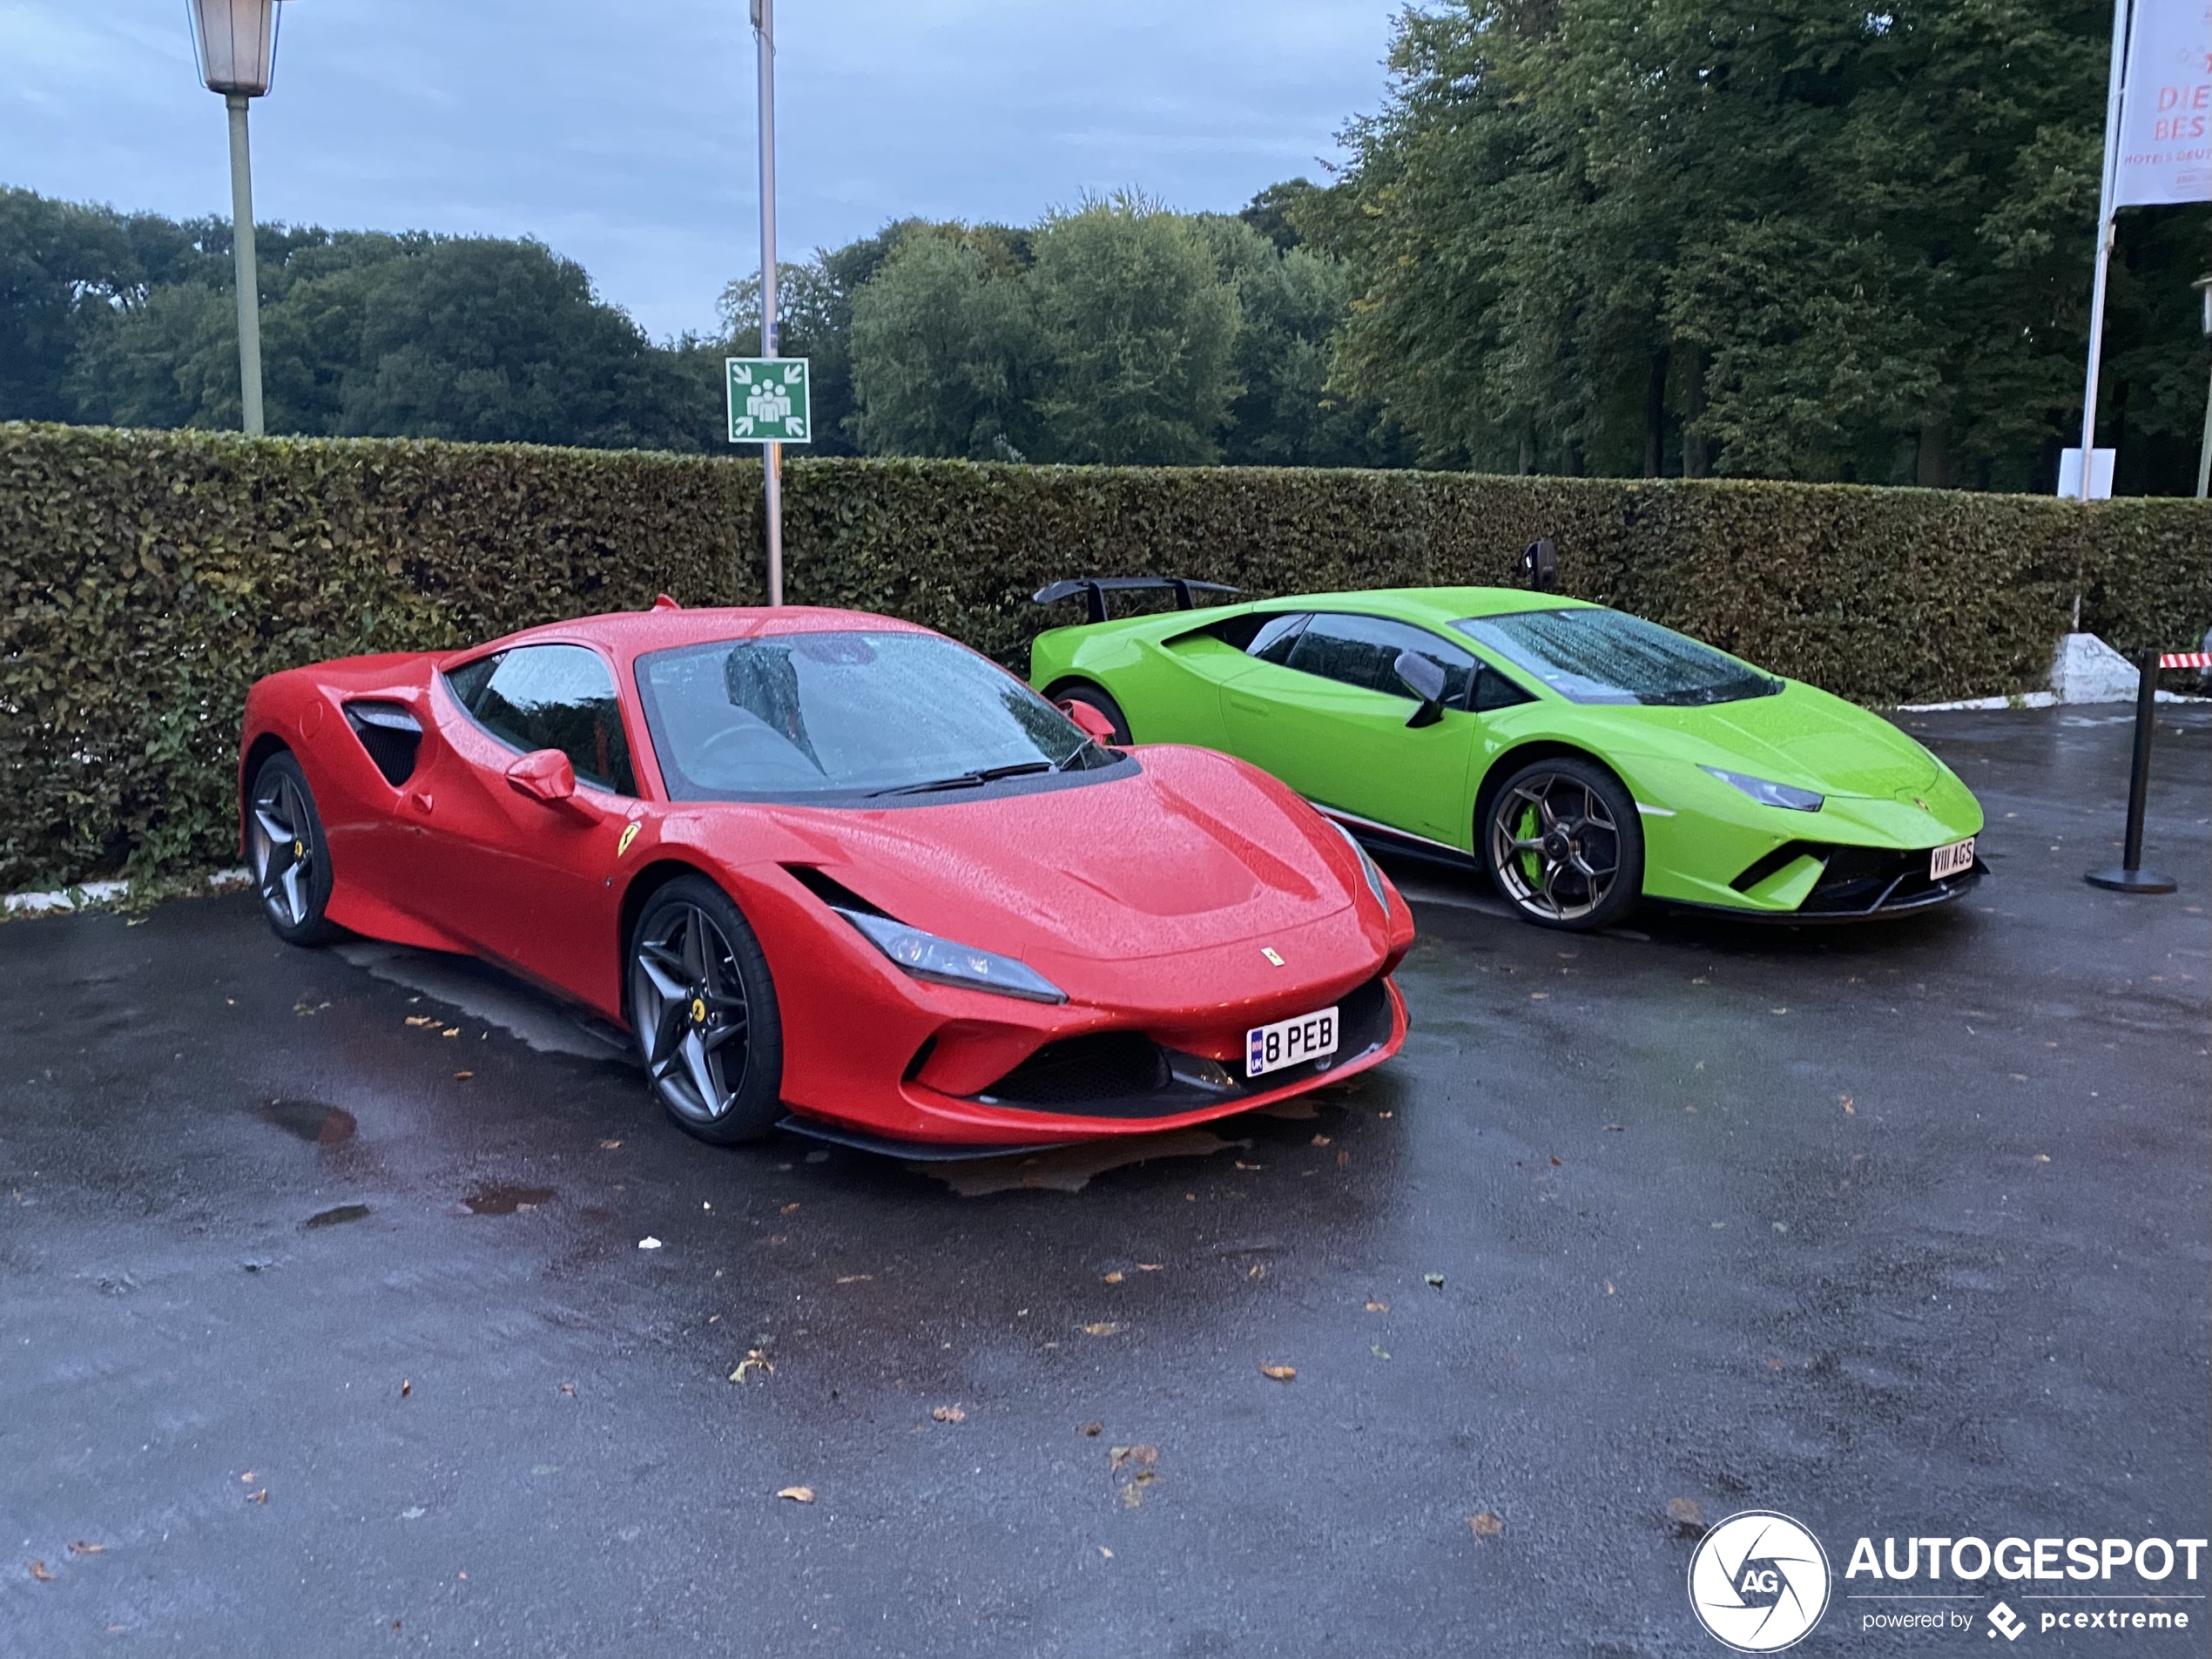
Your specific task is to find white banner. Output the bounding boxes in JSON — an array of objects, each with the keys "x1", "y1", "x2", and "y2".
[{"x1": 2116, "y1": 0, "x2": 2212, "y2": 206}]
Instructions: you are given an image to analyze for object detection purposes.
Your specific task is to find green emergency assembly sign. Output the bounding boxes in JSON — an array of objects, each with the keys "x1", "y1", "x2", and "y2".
[{"x1": 725, "y1": 357, "x2": 812, "y2": 443}]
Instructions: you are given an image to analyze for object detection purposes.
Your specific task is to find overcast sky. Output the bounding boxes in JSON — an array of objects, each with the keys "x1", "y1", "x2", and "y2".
[{"x1": 2, "y1": 1, "x2": 1406, "y2": 339}]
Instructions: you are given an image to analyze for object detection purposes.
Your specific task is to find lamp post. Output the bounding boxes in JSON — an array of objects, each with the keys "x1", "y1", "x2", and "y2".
[
  {"x1": 751, "y1": 0, "x2": 782, "y2": 604},
  {"x1": 187, "y1": 0, "x2": 287, "y2": 437}
]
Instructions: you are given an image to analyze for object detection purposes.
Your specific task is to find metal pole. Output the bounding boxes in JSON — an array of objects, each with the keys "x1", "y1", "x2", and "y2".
[
  {"x1": 2075, "y1": 0, "x2": 2130, "y2": 504},
  {"x1": 2198, "y1": 361, "x2": 2210, "y2": 499},
  {"x1": 752, "y1": 0, "x2": 782, "y2": 607},
  {"x1": 226, "y1": 92, "x2": 265, "y2": 437},
  {"x1": 2085, "y1": 648, "x2": 2176, "y2": 894}
]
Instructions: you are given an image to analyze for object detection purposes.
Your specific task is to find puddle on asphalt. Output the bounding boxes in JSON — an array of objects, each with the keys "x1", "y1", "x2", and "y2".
[
  {"x1": 302, "y1": 1203, "x2": 371, "y2": 1230},
  {"x1": 260, "y1": 1099, "x2": 358, "y2": 1144},
  {"x1": 461, "y1": 1183, "x2": 556, "y2": 1216}
]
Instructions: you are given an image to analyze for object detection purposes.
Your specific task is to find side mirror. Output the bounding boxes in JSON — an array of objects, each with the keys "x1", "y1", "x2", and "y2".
[
  {"x1": 1058, "y1": 698, "x2": 1120, "y2": 745},
  {"x1": 506, "y1": 748, "x2": 577, "y2": 803},
  {"x1": 1521, "y1": 537, "x2": 1558, "y2": 593},
  {"x1": 1394, "y1": 651, "x2": 1448, "y2": 729}
]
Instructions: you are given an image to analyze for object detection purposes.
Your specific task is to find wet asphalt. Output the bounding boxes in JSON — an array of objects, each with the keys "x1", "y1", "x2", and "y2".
[{"x1": 1, "y1": 706, "x2": 2206, "y2": 1658}]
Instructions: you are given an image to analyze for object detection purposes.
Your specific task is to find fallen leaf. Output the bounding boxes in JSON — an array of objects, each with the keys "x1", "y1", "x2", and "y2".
[
  {"x1": 30, "y1": 1560, "x2": 53, "y2": 1581},
  {"x1": 1109, "y1": 1444, "x2": 1158, "y2": 1472},
  {"x1": 400, "y1": 1378, "x2": 411, "y2": 1398},
  {"x1": 1082, "y1": 1321, "x2": 1123, "y2": 1338},
  {"x1": 1366, "y1": 1298, "x2": 1390, "y2": 1312},
  {"x1": 1235, "y1": 1161, "x2": 1262, "y2": 1170},
  {"x1": 1098, "y1": 1546, "x2": 1114, "y2": 1559},
  {"x1": 730, "y1": 1349, "x2": 774, "y2": 1384},
  {"x1": 66, "y1": 1541, "x2": 104, "y2": 1556},
  {"x1": 240, "y1": 1472, "x2": 256, "y2": 1484},
  {"x1": 1370, "y1": 1345, "x2": 1391, "y2": 1360},
  {"x1": 453, "y1": 1070, "x2": 474, "y2": 1081},
  {"x1": 1839, "y1": 1094, "x2": 1857, "y2": 1115},
  {"x1": 1136, "y1": 1263, "x2": 1163, "y2": 1272},
  {"x1": 931, "y1": 1405, "x2": 967, "y2": 1424},
  {"x1": 1335, "y1": 1150, "x2": 1350, "y2": 1168},
  {"x1": 559, "y1": 1383, "x2": 577, "y2": 1397},
  {"x1": 1549, "y1": 1156, "x2": 1562, "y2": 1167},
  {"x1": 1424, "y1": 1272, "x2": 1445, "y2": 1288},
  {"x1": 834, "y1": 1274, "x2": 873, "y2": 1285},
  {"x1": 775, "y1": 1486, "x2": 815, "y2": 1503},
  {"x1": 779, "y1": 1203, "x2": 801, "y2": 1215},
  {"x1": 249, "y1": 1489, "x2": 267, "y2": 1504},
  {"x1": 1668, "y1": 1497, "x2": 1705, "y2": 1528},
  {"x1": 1078, "y1": 1421, "x2": 1103, "y2": 1437},
  {"x1": 442, "y1": 1027, "x2": 460, "y2": 1038},
  {"x1": 405, "y1": 1015, "x2": 436, "y2": 1028},
  {"x1": 2033, "y1": 1152, "x2": 2051, "y2": 1163},
  {"x1": 1605, "y1": 1280, "x2": 1616, "y2": 1295},
  {"x1": 637, "y1": 1237, "x2": 663, "y2": 1251},
  {"x1": 1604, "y1": 1123, "x2": 1625, "y2": 1132},
  {"x1": 1102, "y1": 1271, "x2": 1124, "y2": 1285},
  {"x1": 1258, "y1": 1363, "x2": 1297, "y2": 1382},
  {"x1": 1769, "y1": 1008, "x2": 1787, "y2": 1016},
  {"x1": 1529, "y1": 991, "x2": 1549, "y2": 1000},
  {"x1": 598, "y1": 1140, "x2": 622, "y2": 1150},
  {"x1": 1246, "y1": 1263, "x2": 1266, "y2": 1279},
  {"x1": 1470, "y1": 1512, "x2": 1503, "y2": 1539},
  {"x1": 1311, "y1": 1134, "x2": 1332, "y2": 1147}
]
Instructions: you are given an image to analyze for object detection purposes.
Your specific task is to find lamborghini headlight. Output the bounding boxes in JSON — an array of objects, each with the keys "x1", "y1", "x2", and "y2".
[
  {"x1": 1702, "y1": 766, "x2": 1824, "y2": 813},
  {"x1": 1327, "y1": 819, "x2": 1393, "y2": 912},
  {"x1": 833, "y1": 908, "x2": 1068, "y2": 1004}
]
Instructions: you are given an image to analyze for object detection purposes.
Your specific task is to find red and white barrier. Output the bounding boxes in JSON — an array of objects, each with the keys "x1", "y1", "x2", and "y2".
[{"x1": 2158, "y1": 651, "x2": 2211, "y2": 670}]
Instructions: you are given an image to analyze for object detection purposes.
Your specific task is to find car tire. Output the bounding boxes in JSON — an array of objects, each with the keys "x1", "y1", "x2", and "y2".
[
  {"x1": 627, "y1": 875, "x2": 785, "y2": 1144},
  {"x1": 1481, "y1": 756, "x2": 1643, "y2": 931},
  {"x1": 1049, "y1": 680, "x2": 1132, "y2": 745},
  {"x1": 247, "y1": 752, "x2": 341, "y2": 947}
]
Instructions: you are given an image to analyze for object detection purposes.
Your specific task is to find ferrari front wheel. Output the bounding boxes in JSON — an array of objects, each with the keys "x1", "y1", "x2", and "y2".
[
  {"x1": 627, "y1": 876, "x2": 784, "y2": 1144},
  {"x1": 248, "y1": 752, "x2": 339, "y2": 946},
  {"x1": 1482, "y1": 757, "x2": 1643, "y2": 931}
]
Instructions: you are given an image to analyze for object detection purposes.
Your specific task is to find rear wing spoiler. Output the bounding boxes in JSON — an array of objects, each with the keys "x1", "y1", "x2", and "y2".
[{"x1": 1031, "y1": 576, "x2": 1241, "y2": 626}]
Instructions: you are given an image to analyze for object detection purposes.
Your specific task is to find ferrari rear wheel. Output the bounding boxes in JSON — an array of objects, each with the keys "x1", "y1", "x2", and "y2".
[
  {"x1": 248, "y1": 752, "x2": 339, "y2": 946},
  {"x1": 627, "y1": 876, "x2": 784, "y2": 1144},
  {"x1": 1483, "y1": 757, "x2": 1643, "y2": 931},
  {"x1": 1047, "y1": 680, "x2": 1132, "y2": 745}
]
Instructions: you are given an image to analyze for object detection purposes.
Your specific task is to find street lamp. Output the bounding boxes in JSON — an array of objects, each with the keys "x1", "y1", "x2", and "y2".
[{"x1": 186, "y1": 0, "x2": 289, "y2": 437}]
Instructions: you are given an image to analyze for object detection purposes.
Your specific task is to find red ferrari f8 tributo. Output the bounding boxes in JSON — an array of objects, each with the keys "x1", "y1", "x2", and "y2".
[{"x1": 239, "y1": 603, "x2": 1413, "y2": 1153}]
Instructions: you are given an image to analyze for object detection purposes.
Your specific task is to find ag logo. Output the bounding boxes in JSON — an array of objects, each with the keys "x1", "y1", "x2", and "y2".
[{"x1": 1687, "y1": 1510, "x2": 1831, "y2": 1652}]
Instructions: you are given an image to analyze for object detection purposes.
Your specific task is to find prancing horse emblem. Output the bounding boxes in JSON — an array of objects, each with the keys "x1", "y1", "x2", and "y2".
[{"x1": 1261, "y1": 947, "x2": 1285, "y2": 967}]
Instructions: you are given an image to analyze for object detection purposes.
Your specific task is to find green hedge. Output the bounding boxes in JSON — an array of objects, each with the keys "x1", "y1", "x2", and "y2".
[{"x1": 3, "y1": 421, "x2": 2207, "y2": 891}]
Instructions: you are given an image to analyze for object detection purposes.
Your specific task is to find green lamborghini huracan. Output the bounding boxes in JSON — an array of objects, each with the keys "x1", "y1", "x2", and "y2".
[{"x1": 1028, "y1": 580, "x2": 1985, "y2": 930}]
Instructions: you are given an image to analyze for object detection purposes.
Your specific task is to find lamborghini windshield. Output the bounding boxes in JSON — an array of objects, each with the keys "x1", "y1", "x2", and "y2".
[
  {"x1": 635, "y1": 631, "x2": 1116, "y2": 802},
  {"x1": 1452, "y1": 609, "x2": 1779, "y2": 707}
]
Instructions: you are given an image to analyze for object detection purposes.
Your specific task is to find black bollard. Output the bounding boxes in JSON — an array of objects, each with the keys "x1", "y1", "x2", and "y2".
[{"x1": 2085, "y1": 647, "x2": 2176, "y2": 894}]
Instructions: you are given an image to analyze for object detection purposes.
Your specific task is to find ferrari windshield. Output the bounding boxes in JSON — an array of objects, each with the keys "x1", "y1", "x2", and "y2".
[
  {"x1": 636, "y1": 631, "x2": 1112, "y2": 801},
  {"x1": 1452, "y1": 609, "x2": 1779, "y2": 707}
]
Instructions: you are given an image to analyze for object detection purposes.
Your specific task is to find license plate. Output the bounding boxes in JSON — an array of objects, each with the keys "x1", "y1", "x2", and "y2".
[
  {"x1": 1929, "y1": 838, "x2": 1975, "y2": 880},
  {"x1": 1247, "y1": 1006, "x2": 1339, "y2": 1078}
]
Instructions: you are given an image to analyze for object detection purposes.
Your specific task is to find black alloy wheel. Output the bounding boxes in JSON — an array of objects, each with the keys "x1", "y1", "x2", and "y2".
[
  {"x1": 248, "y1": 752, "x2": 339, "y2": 945},
  {"x1": 1049, "y1": 681, "x2": 1133, "y2": 745},
  {"x1": 627, "y1": 875, "x2": 784, "y2": 1143},
  {"x1": 1483, "y1": 756, "x2": 1643, "y2": 931}
]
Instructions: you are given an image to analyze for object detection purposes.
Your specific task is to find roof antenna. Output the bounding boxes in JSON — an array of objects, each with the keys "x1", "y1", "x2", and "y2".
[{"x1": 1521, "y1": 539, "x2": 1557, "y2": 593}]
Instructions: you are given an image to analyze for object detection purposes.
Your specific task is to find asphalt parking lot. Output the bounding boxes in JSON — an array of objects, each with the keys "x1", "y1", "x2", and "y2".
[{"x1": 2, "y1": 705, "x2": 2206, "y2": 1657}]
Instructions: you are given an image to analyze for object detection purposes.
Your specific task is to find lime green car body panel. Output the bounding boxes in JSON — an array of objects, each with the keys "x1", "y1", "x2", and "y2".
[{"x1": 1028, "y1": 586, "x2": 1984, "y2": 918}]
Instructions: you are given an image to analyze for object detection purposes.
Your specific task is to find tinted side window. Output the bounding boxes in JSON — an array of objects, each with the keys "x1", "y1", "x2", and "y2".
[
  {"x1": 1285, "y1": 613, "x2": 1475, "y2": 705},
  {"x1": 1246, "y1": 613, "x2": 1310, "y2": 664},
  {"x1": 446, "y1": 644, "x2": 637, "y2": 795}
]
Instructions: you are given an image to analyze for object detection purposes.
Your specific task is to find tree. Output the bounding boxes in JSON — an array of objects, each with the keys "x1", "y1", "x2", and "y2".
[
  {"x1": 1314, "y1": 0, "x2": 2211, "y2": 491},
  {"x1": 1026, "y1": 192, "x2": 1242, "y2": 464},
  {"x1": 846, "y1": 231, "x2": 1040, "y2": 459}
]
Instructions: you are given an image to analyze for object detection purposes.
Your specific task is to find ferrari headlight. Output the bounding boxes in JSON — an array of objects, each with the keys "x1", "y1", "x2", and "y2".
[
  {"x1": 833, "y1": 908, "x2": 1067, "y2": 1005},
  {"x1": 1702, "y1": 766, "x2": 1824, "y2": 813},
  {"x1": 1327, "y1": 819, "x2": 1393, "y2": 912}
]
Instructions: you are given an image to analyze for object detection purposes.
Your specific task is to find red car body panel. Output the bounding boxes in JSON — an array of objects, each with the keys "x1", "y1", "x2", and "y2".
[{"x1": 240, "y1": 607, "x2": 1413, "y2": 1147}]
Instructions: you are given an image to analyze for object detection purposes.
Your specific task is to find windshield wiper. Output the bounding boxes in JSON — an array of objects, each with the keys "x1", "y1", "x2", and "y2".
[{"x1": 867, "y1": 760, "x2": 1055, "y2": 798}]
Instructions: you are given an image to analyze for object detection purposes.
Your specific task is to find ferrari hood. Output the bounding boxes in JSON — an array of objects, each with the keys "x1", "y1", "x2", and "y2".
[
  {"x1": 1626, "y1": 683, "x2": 1940, "y2": 798},
  {"x1": 755, "y1": 747, "x2": 1357, "y2": 963}
]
